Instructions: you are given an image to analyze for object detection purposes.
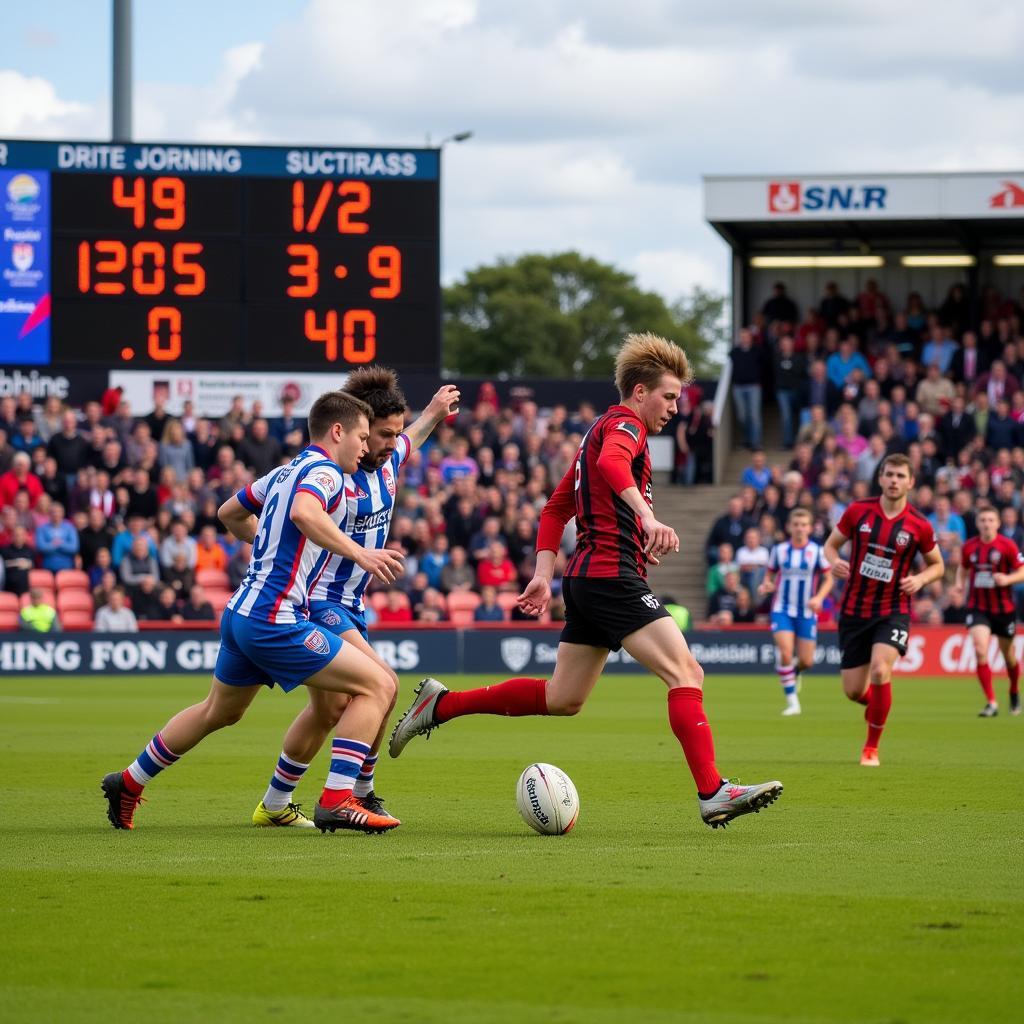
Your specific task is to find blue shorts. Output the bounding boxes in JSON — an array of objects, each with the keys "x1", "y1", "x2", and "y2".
[
  {"x1": 771, "y1": 611, "x2": 818, "y2": 641},
  {"x1": 308, "y1": 601, "x2": 368, "y2": 641},
  {"x1": 216, "y1": 606, "x2": 343, "y2": 692}
]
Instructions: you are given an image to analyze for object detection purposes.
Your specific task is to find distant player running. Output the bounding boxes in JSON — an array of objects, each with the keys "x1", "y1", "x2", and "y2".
[
  {"x1": 101, "y1": 392, "x2": 405, "y2": 833},
  {"x1": 250, "y1": 368, "x2": 459, "y2": 830},
  {"x1": 957, "y1": 506, "x2": 1024, "y2": 717},
  {"x1": 759, "y1": 508, "x2": 832, "y2": 716},
  {"x1": 389, "y1": 333, "x2": 783, "y2": 830},
  {"x1": 823, "y1": 454, "x2": 943, "y2": 767}
]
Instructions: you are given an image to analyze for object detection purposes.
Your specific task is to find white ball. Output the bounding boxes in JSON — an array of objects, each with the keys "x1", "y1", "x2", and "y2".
[{"x1": 516, "y1": 762, "x2": 579, "y2": 835}]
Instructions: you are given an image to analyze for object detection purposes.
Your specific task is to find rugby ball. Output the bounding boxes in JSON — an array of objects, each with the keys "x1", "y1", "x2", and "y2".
[{"x1": 516, "y1": 762, "x2": 579, "y2": 835}]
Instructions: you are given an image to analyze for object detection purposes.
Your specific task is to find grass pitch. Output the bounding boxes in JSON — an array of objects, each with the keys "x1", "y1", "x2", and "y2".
[{"x1": 0, "y1": 671, "x2": 1021, "y2": 1024}]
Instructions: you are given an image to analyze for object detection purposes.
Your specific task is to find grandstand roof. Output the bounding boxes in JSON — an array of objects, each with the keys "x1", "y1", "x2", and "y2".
[{"x1": 704, "y1": 171, "x2": 1024, "y2": 251}]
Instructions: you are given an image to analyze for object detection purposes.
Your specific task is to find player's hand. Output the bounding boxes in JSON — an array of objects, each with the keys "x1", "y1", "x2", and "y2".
[
  {"x1": 807, "y1": 595, "x2": 823, "y2": 613},
  {"x1": 517, "y1": 576, "x2": 551, "y2": 617},
  {"x1": 427, "y1": 384, "x2": 460, "y2": 420},
  {"x1": 993, "y1": 573, "x2": 1010, "y2": 587},
  {"x1": 899, "y1": 573, "x2": 924, "y2": 595},
  {"x1": 357, "y1": 548, "x2": 405, "y2": 585},
  {"x1": 831, "y1": 559, "x2": 850, "y2": 580},
  {"x1": 758, "y1": 580, "x2": 775, "y2": 596},
  {"x1": 641, "y1": 514, "x2": 679, "y2": 561}
]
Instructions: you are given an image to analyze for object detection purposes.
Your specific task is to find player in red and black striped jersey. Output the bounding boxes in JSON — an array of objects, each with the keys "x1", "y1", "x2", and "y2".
[
  {"x1": 956, "y1": 506, "x2": 1024, "y2": 716},
  {"x1": 389, "y1": 333, "x2": 783, "y2": 830},
  {"x1": 824, "y1": 454, "x2": 944, "y2": 766}
]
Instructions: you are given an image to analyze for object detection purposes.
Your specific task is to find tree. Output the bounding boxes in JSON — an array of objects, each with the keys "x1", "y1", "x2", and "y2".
[{"x1": 443, "y1": 251, "x2": 723, "y2": 379}]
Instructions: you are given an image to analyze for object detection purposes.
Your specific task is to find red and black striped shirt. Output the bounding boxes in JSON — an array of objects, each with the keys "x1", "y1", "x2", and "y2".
[
  {"x1": 960, "y1": 535, "x2": 1023, "y2": 615},
  {"x1": 837, "y1": 498, "x2": 937, "y2": 618},
  {"x1": 536, "y1": 405, "x2": 653, "y2": 579}
]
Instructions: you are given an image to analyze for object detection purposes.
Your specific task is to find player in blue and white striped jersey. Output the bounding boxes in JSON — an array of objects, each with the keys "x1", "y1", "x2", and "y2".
[
  {"x1": 102, "y1": 391, "x2": 406, "y2": 835},
  {"x1": 251, "y1": 367, "x2": 460, "y2": 827},
  {"x1": 758, "y1": 508, "x2": 833, "y2": 716}
]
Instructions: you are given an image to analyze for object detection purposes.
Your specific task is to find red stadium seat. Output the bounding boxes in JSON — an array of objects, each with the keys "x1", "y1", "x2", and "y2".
[
  {"x1": 56, "y1": 569, "x2": 91, "y2": 592},
  {"x1": 446, "y1": 591, "x2": 481, "y2": 615},
  {"x1": 496, "y1": 593, "x2": 519, "y2": 620},
  {"x1": 448, "y1": 608, "x2": 476, "y2": 627},
  {"x1": 0, "y1": 609, "x2": 20, "y2": 631},
  {"x1": 0, "y1": 592, "x2": 20, "y2": 613},
  {"x1": 57, "y1": 591, "x2": 94, "y2": 614},
  {"x1": 60, "y1": 610, "x2": 94, "y2": 631},
  {"x1": 196, "y1": 568, "x2": 230, "y2": 590},
  {"x1": 368, "y1": 592, "x2": 388, "y2": 613},
  {"x1": 28, "y1": 569, "x2": 55, "y2": 590},
  {"x1": 20, "y1": 589, "x2": 55, "y2": 608}
]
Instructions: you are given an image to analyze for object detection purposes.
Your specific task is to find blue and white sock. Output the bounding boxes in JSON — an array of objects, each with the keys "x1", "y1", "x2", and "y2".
[
  {"x1": 124, "y1": 731, "x2": 180, "y2": 792},
  {"x1": 262, "y1": 751, "x2": 311, "y2": 811},
  {"x1": 777, "y1": 663, "x2": 798, "y2": 699},
  {"x1": 352, "y1": 753, "x2": 378, "y2": 798},
  {"x1": 322, "y1": 738, "x2": 371, "y2": 801}
]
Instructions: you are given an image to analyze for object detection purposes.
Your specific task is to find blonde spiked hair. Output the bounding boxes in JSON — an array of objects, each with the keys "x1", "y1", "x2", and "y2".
[{"x1": 614, "y1": 332, "x2": 693, "y2": 400}]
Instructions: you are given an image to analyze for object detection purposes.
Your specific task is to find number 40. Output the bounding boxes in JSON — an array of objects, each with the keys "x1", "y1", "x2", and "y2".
[{"x1": 303, "y1": 308, "x2": 376, "y2": 363}]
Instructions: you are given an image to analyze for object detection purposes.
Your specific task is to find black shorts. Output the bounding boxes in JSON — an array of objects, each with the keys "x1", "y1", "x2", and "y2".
[
  {"x1": 838, "y1": 614, "x2": 910, "y2": 669},
  {"x1": 560, "y1": 576, "x2": 670, "y2": 652},
  {"x1": 966, "y1": 609, "x2": 1017, "y2": 639}
]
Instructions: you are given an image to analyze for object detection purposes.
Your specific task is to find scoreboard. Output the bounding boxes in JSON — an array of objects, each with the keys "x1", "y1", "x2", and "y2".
[{"x1": 0, "y1": 140, "x2": 440, "y2": 373}]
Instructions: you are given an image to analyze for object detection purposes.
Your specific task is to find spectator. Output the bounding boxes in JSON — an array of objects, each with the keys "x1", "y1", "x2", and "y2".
[
  {"x1": 269, "y1": 394, "x2": 308, "y2": 455},
  {"x1": 377, "y1": 589, "x2": 413, "y2": 624},
  {"x1": 440, "y1": 545, "x2": 475, "y2": 593},
  {"x1": 762, "y1": 282, "x2": 798, "y2": 327},
  {"x1": 88, "y1": 547, "x2": 113, "y2": 589},
  {"x1": 951, "y1": 330, "x2": 986, "y2": 385},
  {"x1": 921, "y1": 325, "x2": 959, "y2": 373},
  {"x1": 111, "y1": 515, "x2": 157, "y2": 567},
  {"x1": 802, "y1": 360, "x2": 840, "y2": 418},
  {"x1": 708, "y1": 571, "x2": 742, "y2": 623},
  {"x1": 160, "y1": 518, "x2": 198, "y2": 570},
  {"x1": 915, "y1": 363, "x2": 955, "y2": 417},
  {"x1": 705, "y1": 496, "x2": 751, "y2": 563},
  {"x1": 47, "y1": 409, "x2": 90, "y2": 481},
  {"x1": 826, "y1": 337, "x2": 871, "y2": 390},
  {"x1": 420, "y1": 534, "x2": 449, "y2": 590},
  {"x1": 439, "y1": 438, "x2": 479, "y2": 484},
  {"x1": 182, "y1": 583, "x2": 216, "y2": 622},
  {"x1": 938, "y1": 396, "x2": 976, "y2": 455},
  {"x1": 986, "y1": 398, "x2": 1020, "y2": 451},
  {"x1": 35, "y1": 502, "x2": 79, "y2": 573},
  {"x1": 977, "y1": 360, "x2": 1019, "y2": 406},
  {"x1": 773, "y1": 335, "x2": 805, "y2": 448},
  {"x1": 120, "y1": 534, "x2": 161, "y2": 593},
  {"x1": 416, "y1": 587, "x2": 448, "y2": 623},
  {"x1": 819, "y1": 281, "x2": 851, "y2": 328},
  {"x1": 662, "y1": 595, "x2": 691, "y2": 632},
  {"x1": 20, "y1": 587, "x2": 60, "y2": 632},
  {"x1": 159, "y1": 420, "x2": 195, "y2": 481},
  {"x1": 12, "y1": 416, "x2": 44, "y2": 457},
  {"x1": 94, "y1": 587, "x2": 138, "y2": 632},
  {"x1": 1, "y1": 525, "x2": 34, "y2": 595},
  {"x1": 929, "y1": 495, "x2": 967, "y2": 555},
  {"x1": 131, "y1": 576, "x2": 163, "y2": 621},
  {"x1": 706, "y1": 542, "x2": 739, "y2": 595},
  {"x1": 151, "y1": 586, "x2": 183, "y2": 623},
  {"x1": 238, "y1": 418, "x2": 283, "y2": 477},
  {"x1": 194, "y1": 525, "x2": 228, "y2": 573},
  {"x1": 942, "y1": 584, "x2": 969, "y2": 625},
  {"x1": 740, "y1": 449, "x2": 773, "y2": 493},
  {"x1": 0, "y1": 451, "x2": 43, "y2": 508},
  {"x1": 477, "y1": 541, "x2": 518, "y2": 591},
  {"x1": 473, "y1": 585, "x2": 506, "y2": 622},
  {"x1": 165, "y1": 551, "x2": 196, "y2": 600},
  {"x1": 732, "y1": 586, "x2": 758, "y2": 624},
  {"x1": 729, "y1": 328, "x2": 764, "y2": 449},
  {"x1": 735, "y1": 527, "x2": 770, "y2": 595},
  {"x1": 227, "y1": 541, "x2": 251, "y2": 589}
]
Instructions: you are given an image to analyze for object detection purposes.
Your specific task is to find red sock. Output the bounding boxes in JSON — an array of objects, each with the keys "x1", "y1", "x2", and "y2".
[
  {"x1": 319, "y1": 787, "x2": 351, "y2": 810},
  {"x1": 435, "y1": 678, "x2": 548, "y2": 723},
  {"x1": 1008, "y1": 661, "x2": 1020, "y2": 697},
  {"x1": 121, "y1": 770, "x2": 144, "y2": 796},
  {"x1": 865, "y1": 682, "x2": 892, "y2": 749},
  {"x1": 853, "y1": 691, "x2": 870, "y2": 707},
  {"x1": 667, "y1": 687, "x2": 722, "y2": 796},
  {"x1": 977, "y1": 663, "x2": 995, "y2": 703}
]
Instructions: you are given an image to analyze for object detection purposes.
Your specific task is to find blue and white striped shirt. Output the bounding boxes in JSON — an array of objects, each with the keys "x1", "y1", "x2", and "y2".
[{"x1": 769, "y1": 540, "x2": 829, "y2": 618}]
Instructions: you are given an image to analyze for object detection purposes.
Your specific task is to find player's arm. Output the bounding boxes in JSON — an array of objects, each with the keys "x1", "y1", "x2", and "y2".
[
  {"x1": 218, "y1": 495, "x2": 259, "y2": 544},
  {"x1": 519, "y1": 465, "x2": 576, "y2": 617},
  {"x1": 899, "y1": 546, "x2": 944, "y2": 595},
  {"x1": 823, "y1": 526, "x2": 851, "y2": 579},
  {"x1": 993, "y1": 544, "x2": 1024, "y2": 587},
  {"x1": 807, "y1": 568, "x2": 834, "y2": 612},
  {"x1": 403, "y1": 384, "x2": 461, "y2": 451},
  {"x1": 758, "y1": 567, "x2": 777, "y2": 595},
  {"x1": 289, "y1": 492, "x2": 404, "y2": 585},
  {"x1": 596, "y1": 425, "x2": 678, "y2": 561}
]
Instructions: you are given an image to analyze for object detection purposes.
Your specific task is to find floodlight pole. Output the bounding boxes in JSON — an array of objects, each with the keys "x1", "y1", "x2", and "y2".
[{"x1": 112, "y1": 0, "x2": 133, "y2": 142}]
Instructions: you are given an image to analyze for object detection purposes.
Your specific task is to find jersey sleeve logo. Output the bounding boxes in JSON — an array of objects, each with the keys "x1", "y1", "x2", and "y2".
[
  {"x1": 615, "y1": 421, "x2": 641, "y2": 442},
  {"x1": 314, "y1": 472, "x2": 337, "y2": 493},
  {"x1": 381, "y1": 465, "x2": 397, "y2": 496},
  {"x1": 895, "y1": 529, "x2": 910, "y2": 549}
]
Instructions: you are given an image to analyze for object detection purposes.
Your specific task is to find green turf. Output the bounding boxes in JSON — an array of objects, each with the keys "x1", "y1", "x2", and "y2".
[{"x1": 0, "y1": 672, "x2": 1022, "y2": 1024}]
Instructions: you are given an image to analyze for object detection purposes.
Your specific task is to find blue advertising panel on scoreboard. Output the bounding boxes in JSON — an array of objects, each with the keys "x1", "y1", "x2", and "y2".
[{"x1": 0, "y1": 169, "x2": 51, "y2": 364}]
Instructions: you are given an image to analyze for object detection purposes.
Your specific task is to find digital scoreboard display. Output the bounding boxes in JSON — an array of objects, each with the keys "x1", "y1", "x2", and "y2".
[{"x1": 0, "y1": 140, "x2": 440, "y2": 372}]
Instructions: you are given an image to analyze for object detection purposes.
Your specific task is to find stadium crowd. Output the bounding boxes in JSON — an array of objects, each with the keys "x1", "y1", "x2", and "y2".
[
  {"x1": 0, "y1": 383, "x2": 588, "y2": 632},
  {"x1": 702, "y1": 277, "x2": 1024, "y2": 625}
]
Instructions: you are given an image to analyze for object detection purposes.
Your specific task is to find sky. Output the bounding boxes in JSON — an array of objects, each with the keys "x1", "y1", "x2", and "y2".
[{"x1": 3, "y1": 0, "x2": 1024, "y2": 301}]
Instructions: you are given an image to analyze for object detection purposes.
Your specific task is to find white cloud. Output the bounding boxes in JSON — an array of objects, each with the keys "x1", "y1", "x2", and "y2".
[{"x1": 0, "y1": 70, "x2": 99, "y2": 136}]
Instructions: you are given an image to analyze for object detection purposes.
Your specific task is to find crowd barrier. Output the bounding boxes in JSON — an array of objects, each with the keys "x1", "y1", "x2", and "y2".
[{"x1": 0, "y1": 625, "x2": 1011, "y2": 677}]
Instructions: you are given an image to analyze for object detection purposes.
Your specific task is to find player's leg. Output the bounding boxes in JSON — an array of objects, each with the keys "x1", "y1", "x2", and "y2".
[
  {"x1": 1002, "y1": 632, "x2": 1021, "y2": 714},
  {"x1": 772, "y1": 626, "x2": 800, "y2": 715},
  {"x1": 103, "y1": 679, "x2": 263, "y2": 830},
  {"x1": 796, "y1": 636, "x2": 818, "y2": 695},
  {"x1": 860, "y1": 641, "x2": 901, "y2": 766},
  {"x1": 388, "y1": 643, "x2": 609, "y2": 758},
  {"x1": 620, "y1": 616, "x2": 783, "y2": 827},
  {"x1": 970, "y1": 622, "x2": 998, "y2": 716}
]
